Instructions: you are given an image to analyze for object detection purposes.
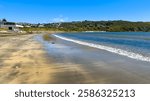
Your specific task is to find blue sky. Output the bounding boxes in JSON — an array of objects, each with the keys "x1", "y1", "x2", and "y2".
[{"x1": 0, "y1": 0, "x2": 150, "y2": 23}]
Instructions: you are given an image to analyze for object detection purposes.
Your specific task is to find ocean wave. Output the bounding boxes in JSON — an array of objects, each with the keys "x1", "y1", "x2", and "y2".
[{"x1": 53, "y1": 34, "x2": 150, "y2": 62}]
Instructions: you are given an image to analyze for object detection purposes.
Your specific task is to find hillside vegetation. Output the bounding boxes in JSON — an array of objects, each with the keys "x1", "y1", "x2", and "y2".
[{"x1": 44, "y1": 20, "x2": 150, "y2": 32}]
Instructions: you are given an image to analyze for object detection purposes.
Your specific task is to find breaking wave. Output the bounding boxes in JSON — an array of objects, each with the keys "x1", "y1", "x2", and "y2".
[{"x1": 53, "y1": 34, "x2": 150, "y2": 62}]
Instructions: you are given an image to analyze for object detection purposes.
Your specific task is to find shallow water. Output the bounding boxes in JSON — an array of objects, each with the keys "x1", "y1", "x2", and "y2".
[{"x1": 54, "y1": 32, "x2": 150, "y2": 62}]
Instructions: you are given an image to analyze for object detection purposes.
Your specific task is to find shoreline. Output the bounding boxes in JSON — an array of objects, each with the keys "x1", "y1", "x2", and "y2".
[
  {"x1": 0, "y1": 33, "x2": 150, "y2": 84},
  {"x1": 36, "y1": 34, "x2": 150, "y2": 84}
]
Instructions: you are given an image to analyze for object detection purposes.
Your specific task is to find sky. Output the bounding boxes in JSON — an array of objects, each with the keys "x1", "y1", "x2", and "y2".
[{"x1": 0, "y1": 0, "x2": 150, "y2": 23}]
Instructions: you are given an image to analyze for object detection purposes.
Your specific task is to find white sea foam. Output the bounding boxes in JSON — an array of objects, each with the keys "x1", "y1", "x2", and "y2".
[{"x1": 53, "y1": 34, "x2": 150, "y2": 62}]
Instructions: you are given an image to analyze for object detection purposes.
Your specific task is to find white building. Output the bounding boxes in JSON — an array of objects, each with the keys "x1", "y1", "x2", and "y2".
[{"x1": 0, "y1": 19, "x2": 23, "y2": 30}]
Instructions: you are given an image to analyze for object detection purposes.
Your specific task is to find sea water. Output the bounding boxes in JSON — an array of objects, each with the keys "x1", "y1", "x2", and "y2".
[{"x1": 53, "y1": 32, "x2": 150, "y2": 62}]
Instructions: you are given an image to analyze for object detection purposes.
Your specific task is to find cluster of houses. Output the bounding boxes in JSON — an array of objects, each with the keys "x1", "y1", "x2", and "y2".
[{"x1": 0, "y1": 19, "x2": 24, "y2": 31}]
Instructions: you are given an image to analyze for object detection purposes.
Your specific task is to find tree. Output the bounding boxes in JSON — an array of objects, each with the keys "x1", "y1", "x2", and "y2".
[{"x1": 2, "y1": 18, "x2": 7, "y2": 22}]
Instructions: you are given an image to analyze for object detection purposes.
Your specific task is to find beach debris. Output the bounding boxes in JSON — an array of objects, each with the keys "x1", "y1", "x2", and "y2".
[
  {"x1": 51, "y1": 42, "x2": 55, "y2": 44},
  {"x1": 12, "y1": 63, "x2": 21, "y2": 69}
]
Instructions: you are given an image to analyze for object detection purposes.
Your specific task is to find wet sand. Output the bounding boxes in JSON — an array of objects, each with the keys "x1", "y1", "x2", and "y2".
[{"x1": 0, "y1": 34, "x2": 150, "y2": 84}]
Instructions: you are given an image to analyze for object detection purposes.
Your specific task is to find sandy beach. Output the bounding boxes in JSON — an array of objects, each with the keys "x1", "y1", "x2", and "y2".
[
  {"x1": 0, "y1": 34, "x2": 96, "y2": 84},
  {"x1": 0, "y1": 34, "x2": 56, "y2": 83},
  {"x1": 0, "y1": 33, "x2": 150, "y2": 84}
]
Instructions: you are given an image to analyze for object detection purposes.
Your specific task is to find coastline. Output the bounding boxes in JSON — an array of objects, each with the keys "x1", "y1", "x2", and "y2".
[
  {"x1": 1, "y1": 32, "x2": 150, "y2": 84},
  {"x1": 36, "y1": 34, "x2": 150, "y2": 84}
]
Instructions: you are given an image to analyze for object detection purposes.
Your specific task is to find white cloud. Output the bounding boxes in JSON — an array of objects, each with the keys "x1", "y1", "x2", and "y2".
[{"x1": 52, "y1": 15, "x2": 68, "y2": 23}]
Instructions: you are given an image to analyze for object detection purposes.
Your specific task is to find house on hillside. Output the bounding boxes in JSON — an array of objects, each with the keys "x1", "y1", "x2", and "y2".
[{"x1": 0, "y1": 19, "x2": 23, "y2": 31}]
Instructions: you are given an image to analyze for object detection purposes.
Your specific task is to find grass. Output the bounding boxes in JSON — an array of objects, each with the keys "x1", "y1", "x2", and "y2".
[
  {"x1": 0, "y1": 28, "x2": 8, "y2": 31},
  {"x1": 21, "y1": 27, "x2": 60, "y2": 32}
]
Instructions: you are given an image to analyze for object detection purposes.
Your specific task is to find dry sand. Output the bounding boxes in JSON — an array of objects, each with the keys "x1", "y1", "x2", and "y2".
[{"x1": 0, "y1": 34, "x2": 57, "y2": 83}]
